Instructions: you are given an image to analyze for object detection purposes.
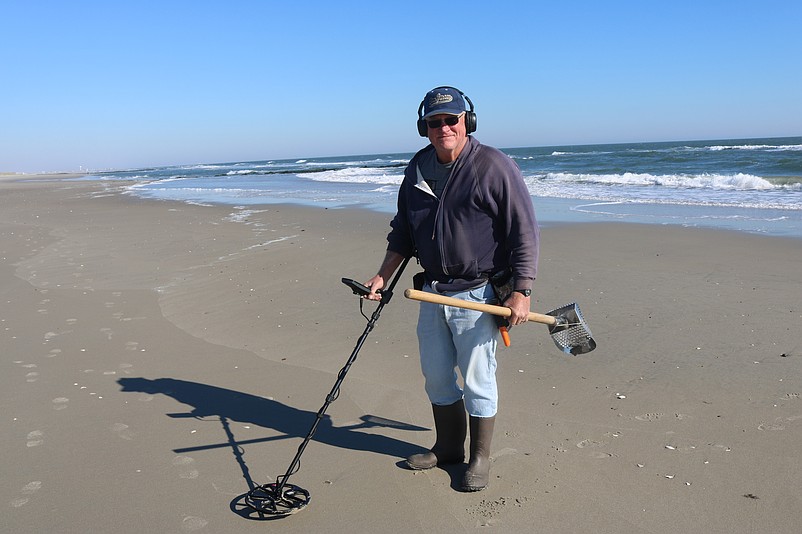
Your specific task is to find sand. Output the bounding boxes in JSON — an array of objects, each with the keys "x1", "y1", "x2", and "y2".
[{"x1": 2, "y1": 176, "x2": 801, "y2": 533}]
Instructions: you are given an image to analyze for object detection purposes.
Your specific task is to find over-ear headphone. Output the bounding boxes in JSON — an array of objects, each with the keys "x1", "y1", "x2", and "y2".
[{"x1": 417, "y1": 86, "x2": 477, "y2": 137}]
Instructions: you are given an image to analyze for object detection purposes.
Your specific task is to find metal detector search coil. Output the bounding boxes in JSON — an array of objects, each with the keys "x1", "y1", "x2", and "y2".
[{"x1": 245, "y1": 481, "x2": 310, "y2": 516}]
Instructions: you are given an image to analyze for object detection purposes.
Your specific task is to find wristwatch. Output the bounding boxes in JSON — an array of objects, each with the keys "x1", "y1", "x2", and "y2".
[{"x1": 514, "y1": 289, "x2": 532, "y2": 297}]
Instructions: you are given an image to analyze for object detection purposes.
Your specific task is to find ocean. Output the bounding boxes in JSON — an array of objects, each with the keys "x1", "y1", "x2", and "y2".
[{"x1": 82, "y1": 136, "x2": 802, "y2": 238}]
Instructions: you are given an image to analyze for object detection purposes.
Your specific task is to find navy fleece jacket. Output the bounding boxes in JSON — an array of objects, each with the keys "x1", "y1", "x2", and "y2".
[{"x1": 387, "y1": 136, "x2": 539, "y2": 291}]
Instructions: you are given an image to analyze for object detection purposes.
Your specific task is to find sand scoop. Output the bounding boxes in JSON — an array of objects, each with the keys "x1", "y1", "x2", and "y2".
[{"x1": 403, "y1": 289, "x2": 596, "y2": 355}]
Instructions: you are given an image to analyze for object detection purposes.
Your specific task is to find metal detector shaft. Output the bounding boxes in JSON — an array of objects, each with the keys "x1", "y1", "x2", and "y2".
[
  {"x1": 271, "y1": 257, "x2": 411, "y2": 496},
  {"x1": 404, "y1": 288, "x2": 557, "y2": 325}
]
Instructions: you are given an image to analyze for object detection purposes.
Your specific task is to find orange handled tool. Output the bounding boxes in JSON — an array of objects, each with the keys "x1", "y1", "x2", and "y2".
[{"x1": 499, "y1": 325, "x2": 511, "y2": 347}]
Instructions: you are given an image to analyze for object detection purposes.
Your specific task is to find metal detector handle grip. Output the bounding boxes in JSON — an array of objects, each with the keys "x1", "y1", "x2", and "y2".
[
  {"x1": 403, "y1": 288, "x2": 557, "y2": 326},
  {"x1": 342, "y1": 278, "x2": 372, "y2": 297}
]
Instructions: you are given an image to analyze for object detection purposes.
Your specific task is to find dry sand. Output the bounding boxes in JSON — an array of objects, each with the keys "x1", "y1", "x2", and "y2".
[{"x1": 2, "y1": 176, "x2": 801, "y2": 533}]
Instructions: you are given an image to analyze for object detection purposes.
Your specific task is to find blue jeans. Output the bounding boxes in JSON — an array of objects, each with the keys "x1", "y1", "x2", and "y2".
[{"x1": 416, "y1": 283, "x2": 499, "y2": 417}]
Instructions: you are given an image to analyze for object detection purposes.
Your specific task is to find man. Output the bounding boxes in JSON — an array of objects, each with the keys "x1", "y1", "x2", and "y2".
[{"x1": 365, "y1": 86, "x2": 539, "y2": 492}]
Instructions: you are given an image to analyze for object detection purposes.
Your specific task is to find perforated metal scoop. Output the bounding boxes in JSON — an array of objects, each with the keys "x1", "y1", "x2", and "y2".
[{"x1": 545, "y1": 302, "x2": 596, "y2": 355}]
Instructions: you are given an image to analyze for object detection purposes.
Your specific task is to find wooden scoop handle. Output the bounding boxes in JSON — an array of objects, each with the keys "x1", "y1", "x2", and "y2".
[{"x1": 403, "y1": 288, "x2": 557, "y2": 326}]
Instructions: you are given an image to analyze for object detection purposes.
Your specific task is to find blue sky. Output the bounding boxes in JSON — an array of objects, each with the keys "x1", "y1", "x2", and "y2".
[{"x1": 2, "y1": 1, "x2": 800, "y2": 173}]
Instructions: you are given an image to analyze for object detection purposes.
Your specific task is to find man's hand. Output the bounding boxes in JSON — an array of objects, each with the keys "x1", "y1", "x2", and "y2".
[
  {"x1": 505, "y1": 291, "x2": 531, "y2": 326},
  {"x1": 364, "y1": 251, "x2": 406, "y2": 302},
  {"x1": 364, "y1": 275, "x2": 385, "y2": 301}
]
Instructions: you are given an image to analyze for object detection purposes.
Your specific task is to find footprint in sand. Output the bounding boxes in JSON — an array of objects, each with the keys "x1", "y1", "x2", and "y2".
[
  {"x1": 26, "y1": 430, "x2": 44, "y2": 447},
  {"x1": 10, "y1": 481, "x2": 42, "y2": 508},
  {"x1": 577, "y1": 439, "x2": 606, "y2": 449},
  {"x1": 22, "y1": 481, "x2": 42, "y2": 494},
  {"x1": 181, "y1": 516, "x2": 208, "y2": 531},
  {"x1": 577, "y1": 439, "x2": 613, "y2": 458},
  {"x1": 173, "y1": 455, "x2": 200, "y2": 479},
  {"x1": 110, "y1": 423, "x2": 134, "y2": 440},
  {"x1": 758, "y1": 419, "x2": 786, "y2": 431},
  {"x1": 20, "y1": 362, "x2": 39, "y2": 383},
  {"x1": 52, "y1": 397, "x2": 69, "y2": 411},
  {"x1": 635, "y1": 413, "x2": 664, "y2": 422},
  {"x1": 467, "y1": 496, "x2": 530, "y2": 525}
]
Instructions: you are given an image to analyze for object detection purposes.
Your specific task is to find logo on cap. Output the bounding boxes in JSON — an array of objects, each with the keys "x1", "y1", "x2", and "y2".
[{"x1": 428, "y1": 93, "x2": 454, "y2": 107}]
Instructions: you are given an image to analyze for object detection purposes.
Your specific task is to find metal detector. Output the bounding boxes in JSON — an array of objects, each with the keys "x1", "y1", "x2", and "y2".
[
  {"x1": 403, "y1": 288, "x2": 596, "y2": 355},
  {"x1": 243, "y1": 257, "x2": 410, "y2": 517}
]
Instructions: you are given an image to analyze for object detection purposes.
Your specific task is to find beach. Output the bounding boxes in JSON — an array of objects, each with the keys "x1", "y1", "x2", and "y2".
[{"x1": 3, "y1": 176, "x2": 801, "y2": 533}]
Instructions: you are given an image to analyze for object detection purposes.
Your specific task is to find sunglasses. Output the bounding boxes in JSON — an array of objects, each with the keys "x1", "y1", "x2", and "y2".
[{"x1": 425, "y1": 115, "x2": 461, "y2": 129}]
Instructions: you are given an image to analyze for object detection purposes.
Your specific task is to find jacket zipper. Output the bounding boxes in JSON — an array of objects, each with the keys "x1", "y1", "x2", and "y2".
[{"x1": 432, "y1": 148, "x2": 467, "y2": 277}]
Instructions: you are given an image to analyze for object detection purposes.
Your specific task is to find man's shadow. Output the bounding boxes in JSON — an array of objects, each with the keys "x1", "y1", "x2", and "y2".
[{"x1": 117, "y1": 377, "x2": 427, "y2": 474}]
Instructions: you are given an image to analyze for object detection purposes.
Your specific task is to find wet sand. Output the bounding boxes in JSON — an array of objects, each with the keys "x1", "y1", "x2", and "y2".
[{"x1": 2, "y1": 176, "x2": 801, "y2": 532}]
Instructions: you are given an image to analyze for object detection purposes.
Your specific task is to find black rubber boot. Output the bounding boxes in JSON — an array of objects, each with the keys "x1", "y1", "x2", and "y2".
[
  {"x1": 406, "y1": 399, "x2": 467, "y2": 470},
  {"x1": 461, "y1": 415, "x2": 495, "y2": 491}
]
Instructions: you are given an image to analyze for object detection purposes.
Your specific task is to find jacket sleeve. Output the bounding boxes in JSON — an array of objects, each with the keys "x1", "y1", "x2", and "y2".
[
  {"x1": 484, "y1": 147, "x2": 540, "y2": 289},
  {"x1": 386, "y1": 162, "x2": 416, "y2": 258}
]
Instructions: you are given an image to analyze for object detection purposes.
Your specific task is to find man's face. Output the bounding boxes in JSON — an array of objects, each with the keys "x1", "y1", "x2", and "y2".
[{"x1": 426, "y1": 113, "x2": 467, "y2": 162}]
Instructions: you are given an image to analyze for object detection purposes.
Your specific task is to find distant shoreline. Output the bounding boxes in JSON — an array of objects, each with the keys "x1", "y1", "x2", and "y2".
[{"x1": 4, "y1": 171, "x2": 802, "y2": 240}]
